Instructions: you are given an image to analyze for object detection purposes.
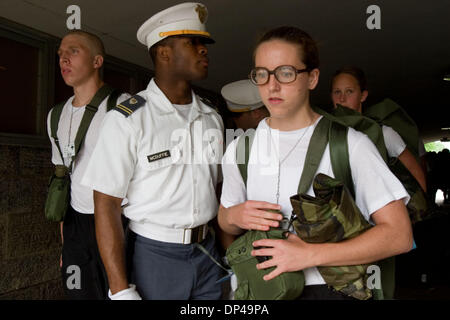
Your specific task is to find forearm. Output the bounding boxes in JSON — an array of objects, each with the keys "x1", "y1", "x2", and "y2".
[
  {"x1": 60, "y1": 222, "x2": 64, "y2": 244},
  {"x1": 217, "y1": 204, "x2": 244, "y2": 236},
  {"x1": 94, "y1": 191, "x2": 128, "y2": 294},
  {"x1": 398, "y1": 149, "x2": 427, "y2": 192},
  {"x1": 313, "y1": 223, "x2": 410, "y2": 267},
  {"x1": 211, "y1": 216, "x2": 236, "y2": 253},
  {"x1": 312, "y1": 200, "x2": 413, "y2": 268}
]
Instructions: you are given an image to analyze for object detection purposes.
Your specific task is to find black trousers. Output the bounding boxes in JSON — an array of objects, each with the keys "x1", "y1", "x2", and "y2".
[
  {"x1": 60, "y1": 205, "x2": 108, "y2": 300},
  {"x1": 298, "y1": 285, "x2": 359, "y2": 300}
]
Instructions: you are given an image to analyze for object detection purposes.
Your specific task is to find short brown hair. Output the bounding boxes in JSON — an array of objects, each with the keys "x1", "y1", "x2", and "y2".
[
  {"x1": 64, "y1": 30, "x2": 105, "y2": 58},
  {"x1": 253, "y1": 26, "x2": 319, "y2": 70}
]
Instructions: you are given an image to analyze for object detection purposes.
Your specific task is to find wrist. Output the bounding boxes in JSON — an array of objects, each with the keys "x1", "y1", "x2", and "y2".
[
  {"x1": 227, "y1": 206, "x2": 244, "y2": 235},
  {"x1": 109, "y1": 278, "x2": 131, "y2": 295},
  {"x1": 309, "y1": 242, "x2": 329, "y2": 268},
  {"x1": 108, "y1": 284, "x2": 142, "y2": 300}
]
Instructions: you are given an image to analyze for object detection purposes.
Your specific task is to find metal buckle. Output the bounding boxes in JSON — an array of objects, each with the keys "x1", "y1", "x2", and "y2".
[{"x1": 182, "y1": 225, "x2": 206, "y2": 244}]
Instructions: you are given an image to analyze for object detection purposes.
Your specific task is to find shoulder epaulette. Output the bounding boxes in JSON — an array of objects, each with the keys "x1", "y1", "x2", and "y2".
[
  {"x1": 113, "y1": 95, "x2": 146, "y2": 117},
  {"x1": 199, "y1": 96, "x2": 219, "y2": 113}
]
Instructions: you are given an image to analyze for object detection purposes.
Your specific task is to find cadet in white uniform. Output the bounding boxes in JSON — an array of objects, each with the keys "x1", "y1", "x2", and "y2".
[
  {"x1": 48, "y1": 30, "x2": 130, "y2": 299},
  {"x1": 221, "y1": 79, "x2": 269, "y2": 131},
  {"x1": 82, "y1": 2, "x2": 224, "y2": 300}
]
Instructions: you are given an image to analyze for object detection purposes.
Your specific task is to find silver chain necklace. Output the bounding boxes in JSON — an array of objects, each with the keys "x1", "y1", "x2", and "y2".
[
  {"x1": 67, "y1": 104, "x2": 84, "y2": 159},
  {"x1": 268, "y1": 118, "x2": 313, "y2": 205}
]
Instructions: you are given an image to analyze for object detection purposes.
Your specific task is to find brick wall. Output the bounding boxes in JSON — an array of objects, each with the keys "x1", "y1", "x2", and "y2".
[{"x1": 0, "y1": 144, "x2": 64, "y2": 299}]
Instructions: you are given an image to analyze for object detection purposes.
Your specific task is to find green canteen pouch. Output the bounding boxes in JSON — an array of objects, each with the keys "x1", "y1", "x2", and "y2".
[
  {"x1": 44, "y1": 165, "x2": 71, "y2": 222},
  {"x1": 226, "y1": 226, "x2": 305, "y2": 300}
]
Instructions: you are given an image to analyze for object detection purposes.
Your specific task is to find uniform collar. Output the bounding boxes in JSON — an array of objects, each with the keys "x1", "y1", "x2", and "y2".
[{"x1": 146, "y1": 78, "x2": 213, "y2": 118}]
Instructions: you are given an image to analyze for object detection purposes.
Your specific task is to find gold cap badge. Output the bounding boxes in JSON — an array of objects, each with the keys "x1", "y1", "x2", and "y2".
[{"x1": 195, "y1": 4, "x2": 207, "y2": 24}]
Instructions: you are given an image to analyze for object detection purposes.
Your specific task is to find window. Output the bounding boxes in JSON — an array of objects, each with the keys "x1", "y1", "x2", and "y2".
[{"x1": 0, "y1": 18, "x2": 154, "y2": 147}]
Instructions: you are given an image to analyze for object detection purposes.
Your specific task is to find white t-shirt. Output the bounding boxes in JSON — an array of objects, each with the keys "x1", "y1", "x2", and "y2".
[
  {"x1": 221, "y1": 116, "x2": 409, "y2": 286},
  {"x1": 47, "y1": 92, "x2": 130, "y2": 214},
  {"x1": 382, "y1": 125, "x2": 406, "y2": 158}
]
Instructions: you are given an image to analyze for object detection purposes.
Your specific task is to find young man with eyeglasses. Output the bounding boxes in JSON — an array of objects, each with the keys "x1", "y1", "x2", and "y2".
[{"x1": 218, "y1": 26, "x2": 413, "y2": 300}]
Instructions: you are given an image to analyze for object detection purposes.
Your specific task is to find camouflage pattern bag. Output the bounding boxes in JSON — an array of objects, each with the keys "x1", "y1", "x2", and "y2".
[
  {"x1": 290, "y1": 173, "x2": 373, "y2": 300},
  {"x1": 226, "y1": 226, "x2": 305, "y2": 300}
]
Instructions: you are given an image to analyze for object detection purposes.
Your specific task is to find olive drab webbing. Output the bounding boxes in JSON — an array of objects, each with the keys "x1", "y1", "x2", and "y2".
[
  {"x1": 363, "y1": 98, "x2": 420, "y2": 160},
  {"x1": 331, "y1": 103, "x2": 429, "y2": 224},
  {"x1": 45, "y1": 85, "x2": 121, "y2": 222},
  {"x1": 230, "y1": 113, "x2": 388, "y2": 300}
]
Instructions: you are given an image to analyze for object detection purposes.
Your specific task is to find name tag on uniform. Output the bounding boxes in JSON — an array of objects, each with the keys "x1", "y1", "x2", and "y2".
[{"x1": 147, "y1": 150, "x2": 171, "y2": 162}]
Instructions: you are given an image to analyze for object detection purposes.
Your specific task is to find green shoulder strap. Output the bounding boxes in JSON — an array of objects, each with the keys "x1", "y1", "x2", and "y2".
[
  {"x1": 295, "y1": 116, "x2": 354, "y2": 197},
  {"x1": 297, "y1": 117, "x2": 332, "y2": 194},
  {"x1": 50, "y1": 100, "x2": 69, "y2": 163},
  {"x1": 235, "y1": 116, "x2": 353, "y2": 196},
  {"x1": 364, "y1": 98, "x2": 420, "y2": 160},
  {"x1": 318, "y1": 105, "x2": 388, "y2": 163},
  {"x1": 236, "y1": 131, "x2": 256, "y2": 187},
  {"x1": 50, "y1": 85, "x2": 118, "y2": 165},
  {"x1": 106, "y1": 88, "x2": 123, "y2": 112},
  {"x1": 72, "y1": 84, "x2": 114, "y2": 169},
  {"x1": 329, "y1": 121, "x2": 355, "y2": 198}
]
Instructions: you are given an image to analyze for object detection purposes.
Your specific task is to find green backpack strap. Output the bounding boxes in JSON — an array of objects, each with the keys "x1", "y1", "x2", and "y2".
[
  {"x1": 236, "y1": 131, "x2": 256, "y2": 187},
  {"x1": 70, "y1": 84, "x2": 115, "y2": 171},
  {"x1": 364, "y1": 98, "x2": 420, "y2": 160},
  {"x1": 106, "y1": 88, "x2": 123, "y2": 112},
  {"x1": 321, "y1": 105, "x2": 388, "y2": 163},
  {"x1": 297, "y1": 117, "x2": 331, "y2": 194},
  {"x1": 329, "y1": 121, "x2": 355, "y2": 198},
  {"x1": 50, "y1": 99, "x2": 69, "y2": 163}
]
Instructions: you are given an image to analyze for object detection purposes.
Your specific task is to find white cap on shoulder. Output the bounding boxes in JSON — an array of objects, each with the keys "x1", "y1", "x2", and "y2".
[
  {"x1": 137, "y1": 2, "x2": 214, "y2": 49},
  {"x1": 221, "y1": 79, "x2": 264, "y2": 112}
]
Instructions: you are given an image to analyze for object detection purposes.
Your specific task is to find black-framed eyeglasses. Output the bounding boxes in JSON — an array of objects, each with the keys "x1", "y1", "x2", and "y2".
[{"x1": 249, "y1": 65, "x2": 310, "y2": 85}]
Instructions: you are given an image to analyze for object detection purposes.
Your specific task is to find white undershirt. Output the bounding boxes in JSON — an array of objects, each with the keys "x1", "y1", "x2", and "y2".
[
  {"x1": 47, "y1": 93, "x2": 130, "y2": 214},
  {"x1": 173, "y1": 103, "x2": 192, "y2": 122}
]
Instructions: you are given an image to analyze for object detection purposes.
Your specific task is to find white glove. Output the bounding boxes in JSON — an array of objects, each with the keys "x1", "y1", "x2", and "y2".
[{"x1": 108, "y1": 284, "x2": 142, "y2": 300}]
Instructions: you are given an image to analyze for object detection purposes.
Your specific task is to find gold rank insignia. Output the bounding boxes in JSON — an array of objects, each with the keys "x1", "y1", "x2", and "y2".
[
  {"x1": 113, "y1": 95, "x2": 146, "y2": 117},
  {"x1": 195, "y1": 4, "x2": 207, "y2": 24}
]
